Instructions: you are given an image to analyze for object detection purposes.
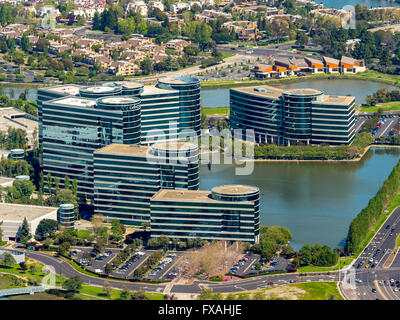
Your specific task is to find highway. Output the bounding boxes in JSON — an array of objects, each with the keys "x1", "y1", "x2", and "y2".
[{"x1": 341, "y1": 206, "x2": 400, "y2": 300}]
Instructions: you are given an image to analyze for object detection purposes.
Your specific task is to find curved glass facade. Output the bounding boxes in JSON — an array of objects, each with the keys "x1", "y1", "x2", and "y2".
[
  {"x1": 57, "y1": 203, "x2": 75, "y2": 229},
  {"x1": 150, "y1": 186, "x2": 260, "y2": 244},
  {"x1": 157, "y1": 77, "x2": 201, "y2": 136},
  {"x1": 230, "y1": 86, "x2": 355, "y2": 146},
  {"x1": 93, "y1": 143, "x2": 199, "y2": 226},
  {"x1": 230, "y1": 88, "x2": 283, "y2": 144},
  {"x1": 282, "y1": 89, "x2": 322, "y2": 144}
]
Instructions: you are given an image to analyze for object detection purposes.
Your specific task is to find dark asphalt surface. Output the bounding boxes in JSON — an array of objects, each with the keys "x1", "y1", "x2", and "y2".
[{"x1": 341, "y1": 206, "x2": 400, "y2": 300}]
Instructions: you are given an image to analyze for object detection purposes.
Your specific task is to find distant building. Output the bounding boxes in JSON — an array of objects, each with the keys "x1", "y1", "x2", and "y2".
[
  {"x1": 230, "y1": 85, "x2": 356, "y2": 145},
  {"x1": 0, "y1": 107, "x2": 38, "y2": 148}
]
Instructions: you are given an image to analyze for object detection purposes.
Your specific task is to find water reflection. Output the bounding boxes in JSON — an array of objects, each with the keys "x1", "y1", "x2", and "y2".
[{"x1": 199, "y1": 148, "x2": 400, "y2": 249}]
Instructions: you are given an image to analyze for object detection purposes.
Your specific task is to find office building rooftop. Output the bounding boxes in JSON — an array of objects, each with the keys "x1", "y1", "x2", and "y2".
[
  {"x1": 212, "y1": 185, "x2": 259, "y2": 196},
  {"x1": 283, "y1": 88, "x2": 322, "y2": 96},
  {"x1": 41, "y1": 84, "x2": 82, "y2": 96},
  {"x1": 0, "y1": 203, "x2": 58, "y2": 222},
  {"x1": 314, "y1": 95, "x2": 355, "y2": 106},
  {"x1": 231, "y1": 85, "x2": 283, "y2": 99},
  {"x1": 45, "y1": 96, "x2": 97, "y2": 108},
  {"x1": 151, "y1": 188, "x2": 254, "y2": 203},
  {"x1": 97, "y1": 96, "x2": 140, "y2": 105}
]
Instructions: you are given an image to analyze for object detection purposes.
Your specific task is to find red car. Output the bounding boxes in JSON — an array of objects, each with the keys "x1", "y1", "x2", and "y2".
[{"x1": 267, "y1": 282, "x2": 274, "y2": 286}]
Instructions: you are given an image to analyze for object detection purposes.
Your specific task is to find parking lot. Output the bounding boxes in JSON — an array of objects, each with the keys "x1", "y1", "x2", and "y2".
[
  {"x1": 355, "y1": 115, "x2": 399, "y2": 138},
  {"x1": 71, "y1": 247, "x2": 184, "y2": 281},
  {"x1": 146, "y1": 252, "x2": 182, "y2": 281},
  {"x1": 71, "y1": 247, "x2": 120, "y2": 273},
  {"x1": 229, "y1": 253, "x2": 291, "y2": 277},
  {"x1": 113, "y1": 250, "x2": 150, "y2": 279}
]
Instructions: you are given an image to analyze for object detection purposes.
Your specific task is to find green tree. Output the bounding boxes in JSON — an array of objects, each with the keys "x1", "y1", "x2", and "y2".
[
  {"x1": 111, "y1": 219, "x2": 124, "y2": 242},
  {"x1": 0, "y1": 252, "x2": 16, "y2": 266},
  {"x1": 62, "y1": 275, "x2": 83, "y2": 293},
  {"x1": 140, "y1": 57, "x2": 153, "y2": 75},
  {"x1": 92, "y1": 11, "x2": 101, "y2": 30},
  {"x1": 57, "y1": 241, "x2": 71, "y2": 256},
  {"x1": 35, "y1": 219, "x2": 58, "y2": 241},
  {"x1": 120, "y1": 287, "x2": 131, "y2": 300},
  {"x1": 64, "y1": 176, "x2": 70, "y2": 190},
  {"x1": 105, "y1": 263, "x2": 112, "y2": 276},
  {"x1": 20, "y1": 34, "x2": 31, "y2": 53},
  {"x1": 19, "y1": 217, "x2": 31, "y2": 246}
]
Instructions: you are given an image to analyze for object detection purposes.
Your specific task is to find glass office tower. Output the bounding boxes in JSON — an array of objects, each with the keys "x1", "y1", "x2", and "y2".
[
  {"x1": 93, "y1": 142, "x2": 199, "y2": 225},
  {"x1": 157, "y1": 77, "x2": 201, "y2": 136},
  {"x1": 150, "y1": 185, "x2": 260, "y2": 244},
  {"x1": 282, "y1": 88, "x2": 322, "y2": 146},
  {"x1": 41, "y1": 96, "x2": 141, "y2": 198},
  {"x1": 230, "y1": 85, "x2": 355, "y2": 146}
]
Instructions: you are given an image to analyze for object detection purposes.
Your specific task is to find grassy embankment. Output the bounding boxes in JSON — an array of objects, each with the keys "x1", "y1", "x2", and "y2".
[
  {"x1": 360, "y1": 101, "x2": 400, "y2": 113},
  {"x1": 346, "y1": 159, "x2": 400, "y2": 259},
  {"x1": 297, "y1": 256, "x2": 354, "y2": 273},
  {"x1": 201, "y1": 107, "x2": 229, "y2": 116}
]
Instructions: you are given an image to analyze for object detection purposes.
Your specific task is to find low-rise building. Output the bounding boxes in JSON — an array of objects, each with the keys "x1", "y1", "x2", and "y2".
[
  {"x1": 170, "y1": 2, "x2": 190, "y2": 13},
  {"x1": 0, "y1": 248, "x2": 25, "y2": 264},
  {"x1": 0, "y1": 203, "x2": 58, "y2": 241},
  {"x1": 126, "y1": 0, "x2": 148, "y2": 16},
  {"x1": 340, "y1": 56, "x2": 366, "y2": 74},
  {"x1": 109, "y1": 60, "x2": 140, "y2": 76},
  {"x1": 323, "y1": 56, "x2": 340, "y2": 73},
  {"x1": 0, "y1": 108, "x2": 38, "y2": 147}
]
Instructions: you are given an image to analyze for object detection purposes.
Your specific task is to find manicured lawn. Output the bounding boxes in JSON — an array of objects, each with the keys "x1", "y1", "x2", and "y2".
[
  {"x1": 293, "y1": 282, "x2": 343, "y2": 300},
  {"x1": 0, "y1": 261, "x2": 65, "y2": 287},
  {"x1": 201, "y1": 107, "x2": 229, "y2": 115},
  {"x1": 0, "y1": 273, "x2": 26, "y2": 289},
  {"x1": 397, "y1": 234, "x2": 400, "y2": 247},
  {"x1": 297, "y1": 256, "x2": 354, "y2": 273},
  {"x1": 221, "y1": 52, "x2": 235, "y2": 60},
  {"x1": 8, "y1": 292, "x2": 67, "y2": 300},
  {"x1": 79, "y1": 285, "x2": 164, "y2": 300},
  {"x1": 76, "y1": 229, "x2": 92, "y2": 239},
  {"x1": 360, "y1": 101, "x2": 400, "y2": 113}
]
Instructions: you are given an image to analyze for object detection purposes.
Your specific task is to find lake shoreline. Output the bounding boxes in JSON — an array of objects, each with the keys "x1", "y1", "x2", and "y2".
[
  {"x1": 236, "y1": 145, "x2": 400, "y2": 163},
  {"x1": 200, "y1": 71, "x2": 400, "y2": 90}
]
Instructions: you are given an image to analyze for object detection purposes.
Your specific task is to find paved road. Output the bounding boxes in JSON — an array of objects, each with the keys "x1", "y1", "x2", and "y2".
[
  {"x1": 25, "y1": 248, "x2": 343, "y2": 296},
  {"x1": 341, "y1": 206, "x2": 400, "y2": 300},
  {"x1": 24, "y1": 250, "x2": 166, "y2": 294}
]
